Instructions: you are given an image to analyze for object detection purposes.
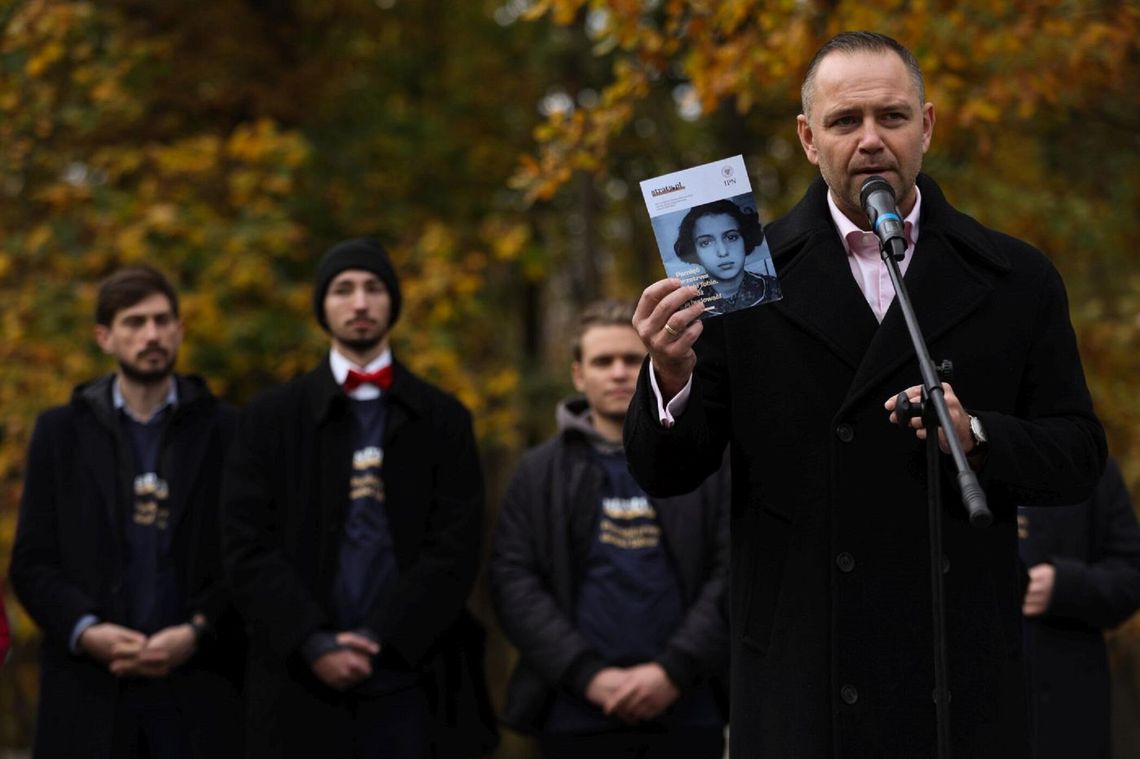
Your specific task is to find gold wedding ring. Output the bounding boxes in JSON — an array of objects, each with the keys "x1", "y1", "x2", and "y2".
[{"x1": 663, "y1": 322, "x2": 680, "y2": 337}]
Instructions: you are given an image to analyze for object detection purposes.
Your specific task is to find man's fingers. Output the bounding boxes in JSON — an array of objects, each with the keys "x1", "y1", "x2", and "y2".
[
  {"x1": 335, "y1": 632, "x2": 380, "y2": 656},
  {"x1": 633, "y1": 278, "x2": 685, "y2": 325},
  {"x1": 670, "y1": 299, "x2": 706, "y2": 331},
  {"x1": 603, "y1": 680, "x2": 637, "y2": 715},
  {"x1": 655, "y1": 289, "x2": 703, "y2": 331},
  {"x1": 635, "y1": 280, "x2": 701, "y2": 341},
  {"x1": 110, "y1": 640, "x2": 144, "y2": 658}
]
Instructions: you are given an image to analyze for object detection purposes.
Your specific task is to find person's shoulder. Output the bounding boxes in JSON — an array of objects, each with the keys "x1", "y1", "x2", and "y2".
[
  {"x1": 24, "y1": 378, "x2": 110, "y2": 450},
  {"x1": 39, "y1": 375, "x2": 111, "y2": 424},
  {"x1": 516, "y1": 434, "x2": 565, "y2": 470},
  {"x1": 977, "y1": 225, "x2": 1053, "y2": 271},
  {"x1": 920, "y1": 174, "x2": 1056, "y2": 277},
  {"x1": 32, "y1": 401, "x2": 77, "y2": 431},
  {"x1": 392, "y1": 364, "x2": 472, "y2": 420},
  {"x1": 504, "y1": 435, "x2": 576, "y2": 501},
  {"x1": 241, "y1": 364, "x2": 326, "y2": 418}
]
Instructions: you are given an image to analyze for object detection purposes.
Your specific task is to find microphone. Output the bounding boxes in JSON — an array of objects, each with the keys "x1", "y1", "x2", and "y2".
[{"x1": 859, "y1": 176, "x2": 908, "y2": 261}]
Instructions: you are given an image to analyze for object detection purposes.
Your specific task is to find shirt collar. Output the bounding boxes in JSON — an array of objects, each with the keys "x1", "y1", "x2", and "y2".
[
  {"x1": 329, "y1": 347, "x2": 393, "y2": 400},
  {"x1": 828, "y1": 183, "x2": 922, "y2": 257},
  {"x1": 112, "y1": 376, "x2": 178, "y2": 424}
]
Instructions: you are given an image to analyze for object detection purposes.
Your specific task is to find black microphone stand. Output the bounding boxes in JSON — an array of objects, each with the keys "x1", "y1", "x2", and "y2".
[{"x1": 879, "y1": 234, "x2": 992, "y2": 759}]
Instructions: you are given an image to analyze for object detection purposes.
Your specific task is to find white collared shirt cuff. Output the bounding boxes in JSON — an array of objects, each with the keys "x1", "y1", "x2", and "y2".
[{"x1": 648, "y1": 362, "x2": 693, "y2": 428}]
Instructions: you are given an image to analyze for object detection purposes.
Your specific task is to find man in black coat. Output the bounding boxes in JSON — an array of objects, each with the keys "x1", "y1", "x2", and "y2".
[
  {"x1": 491, "y1": 300, "x2": 729, "y2": 759},
  {"x1": 625, "y1": 32, "x2": 1106, "y2": 757},
  {"x1": 9, "y1": 265, "x2": 243, "y2": 759},
  {"x1": 1020, "y1": 456, "x2": 1140, "y2": 759},
  {"x1": 222, "y1": 238, "x2": 492, "y2": 759}
]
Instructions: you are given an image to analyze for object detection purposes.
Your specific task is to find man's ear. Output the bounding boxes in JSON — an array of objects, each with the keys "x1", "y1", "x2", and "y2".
[
  {"x1": 93, "y1": 324, "x2": 112, "y2": 355},
  {"x1": 796, "y1": 114, "x2": 820, "y2": 166},
  {"x1": 571, "y1": 361, "x2": 586, "y2": 393}
]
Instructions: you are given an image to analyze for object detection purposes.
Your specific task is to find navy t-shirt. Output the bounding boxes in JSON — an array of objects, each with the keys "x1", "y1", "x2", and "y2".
[
  {"x1": 121, "y1": 409, "x2": 182, "y2": 634},
  {"x1": 546, "y1": 448, "x2": 719, "y2": 733},
  {"x1": 329, "y1": 397, "x2": 417, "y2": 695},
  {"x1": 330, "y1": 397, "x2": 400, "y2": 630}
]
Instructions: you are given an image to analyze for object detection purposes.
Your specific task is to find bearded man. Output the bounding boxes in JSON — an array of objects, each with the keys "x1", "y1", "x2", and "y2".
[{"x1": 11, "y1": 265, "x2": 243, "y2": 758}]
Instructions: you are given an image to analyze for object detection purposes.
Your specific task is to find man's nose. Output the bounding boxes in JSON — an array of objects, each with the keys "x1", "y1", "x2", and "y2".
[
  {"x1": 612, "y1": 360, "x2": 634, "y2": 379},
  {"x1": 857, "y1": 118, "x2": 885, "y2": 151}
]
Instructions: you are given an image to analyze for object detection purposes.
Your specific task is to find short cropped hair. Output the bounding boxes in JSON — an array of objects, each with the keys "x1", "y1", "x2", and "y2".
[
  {"x1": 95, "y1": 265, "x2": 180, "y2": 326},
  {"x1": 673, "y1": 200, "x2": 765, "y2": 266},
  {"x1": 571, "y1": 299, "x2": 636, "y2": 362},
  {"x1": 801, "y1": 31, "x2": 925, "y2": 118}
]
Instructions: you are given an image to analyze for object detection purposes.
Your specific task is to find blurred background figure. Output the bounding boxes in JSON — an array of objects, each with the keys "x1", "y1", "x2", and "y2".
[
  {"x1": 8, "y1": 266, "x2": 243, "y2": 759},
  {"x1": 222, "y1": 240, "x2": 494, "y2": 759},
  {"x1": 1020, "y1": 456, "x2": 1140, "y2": 759},
  {"x1": 491, "y1": 300, "x2": 730, "y2": 759}
]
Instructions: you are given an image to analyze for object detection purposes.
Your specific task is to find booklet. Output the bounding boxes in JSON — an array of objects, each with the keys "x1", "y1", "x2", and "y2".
[{"x1": 640, "y1": 155, "x2": 782, "y2": 317}]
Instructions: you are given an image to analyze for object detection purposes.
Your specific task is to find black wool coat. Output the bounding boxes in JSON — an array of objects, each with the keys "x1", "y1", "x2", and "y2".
[
  {"x1": 221, "y1": 357, "x2": 490, "y2": 758},
  {"x1": 490, "y1": 398, "x2": 730, "y2": 732},
  {"x1": 1019, "y1": 456, "x2": 1140, "y2": 759},
  {"x1": 625, "y1": 175, "x2": 1107, "y2": 758},
  {"x1": 9, "y1": 374, "x2": 243, "y2": 759}
]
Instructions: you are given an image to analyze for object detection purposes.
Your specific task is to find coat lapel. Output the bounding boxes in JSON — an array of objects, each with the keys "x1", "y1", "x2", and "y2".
[
  {"x1": 765, "y1": 178, "x2": 879, "y2": 372},
  {"x1": 76, "y1": 415, "x2": 123, "y2": 552},
  {"x1": 767, "y1": 176, "x2": 1005, "y2": 417},
  {"x1": 769, "y1": 230, "x2": 880, "y2": 371},
  {"x1": 838, "y1": 226, "x2": 996, "y2": 415},
  {"x1": 161, "y1": 411, "x2": 211, "y2": 537}
]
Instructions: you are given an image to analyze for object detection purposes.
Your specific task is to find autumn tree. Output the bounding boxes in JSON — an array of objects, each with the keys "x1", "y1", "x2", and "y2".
[{"x1": 0, "y1": 0, "x2": 566, "y2": 749}]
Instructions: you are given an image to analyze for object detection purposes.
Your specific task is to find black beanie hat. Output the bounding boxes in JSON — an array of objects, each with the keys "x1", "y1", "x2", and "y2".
[{"x1": 312, "y1": 238, "x2": 402, "y2": 331}]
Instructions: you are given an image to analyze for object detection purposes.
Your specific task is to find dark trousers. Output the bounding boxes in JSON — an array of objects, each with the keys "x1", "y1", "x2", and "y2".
[
  {"x1": 352, "y1": 685, "x2": 432, "y2": 759},
  {"x1": 540, "y1": 726, "x2": 725, "y2": 759},
  {"x1": 112, "y1": 680, "x2": 191, "y2": 759},
  {"x1": 272, "y1": 683, "x2": 432, "y2": 759}
]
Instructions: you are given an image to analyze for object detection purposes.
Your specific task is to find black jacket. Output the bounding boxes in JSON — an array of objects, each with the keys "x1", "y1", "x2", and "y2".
[
  {"x1": 9, "y1": 374, "x2": 242, "y2": 759},
  {"x1": 625, "y1": 174, "x2": 1106, "y2": 758},
  {"x1": 1020, "y1": 457, "x2": 1140, "y2": 759},
  {"x1": 221, "y1": 356, "x2": 493, "y2": 757},
  {"x1": 491, "y1": 397, "x2": 730, "y2": 732}
]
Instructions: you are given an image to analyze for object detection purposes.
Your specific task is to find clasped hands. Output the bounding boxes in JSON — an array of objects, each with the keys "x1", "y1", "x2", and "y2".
[
  {"x1": 586, "y1": 663, "x2": 680, "y2": 724},
  {"x1": 79, "y1": 620, "x2": 198, "y2": 678},
  {"x1": 310, "y1": 631, "x2": 382, "y2": 691}
]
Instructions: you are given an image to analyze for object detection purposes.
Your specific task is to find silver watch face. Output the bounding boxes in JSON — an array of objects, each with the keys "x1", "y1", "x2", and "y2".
[{"x1": 969, "y1": 415, "x2": 987, "y2": 444}]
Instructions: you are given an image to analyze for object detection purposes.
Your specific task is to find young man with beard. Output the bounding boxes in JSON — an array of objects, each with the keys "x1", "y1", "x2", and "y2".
[
  {"x1": 10, "y1": 265, "x2": 243, "y2": 759},
  {"x1": 222, "y1": 238, "x2": 491, "y2": 759},
  {"x1": 626, "y1": 31, "x2": 1106, "y2": 758},
  {"x1": 491, "y1": 300, "x2": 729, "y2": 759}
]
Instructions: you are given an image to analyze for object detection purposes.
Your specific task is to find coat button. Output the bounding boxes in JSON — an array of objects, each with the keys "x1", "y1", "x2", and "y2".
[
  {"x1": 835, "y1": 423, "x2": 854, "y2": 443},
  {"x1": 836, "y1": 552, "x2": 856, "y2": 573},
  {"x1": 841, "y1": 684, "x2": 859, "y2": 705}
]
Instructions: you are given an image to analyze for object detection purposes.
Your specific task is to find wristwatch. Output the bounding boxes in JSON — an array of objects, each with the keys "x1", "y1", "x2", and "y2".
[
  {"x1": 188, "y1": 614, "x2": 211, "y2": 643},
  {"x1": 967, "y1": 415, "x2": 988, "y2": 458}
]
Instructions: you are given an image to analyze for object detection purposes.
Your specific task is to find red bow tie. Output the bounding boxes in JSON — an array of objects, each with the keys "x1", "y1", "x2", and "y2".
[{"x1": 343, "y1": 365, "x2": 393, "y2": 393}]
